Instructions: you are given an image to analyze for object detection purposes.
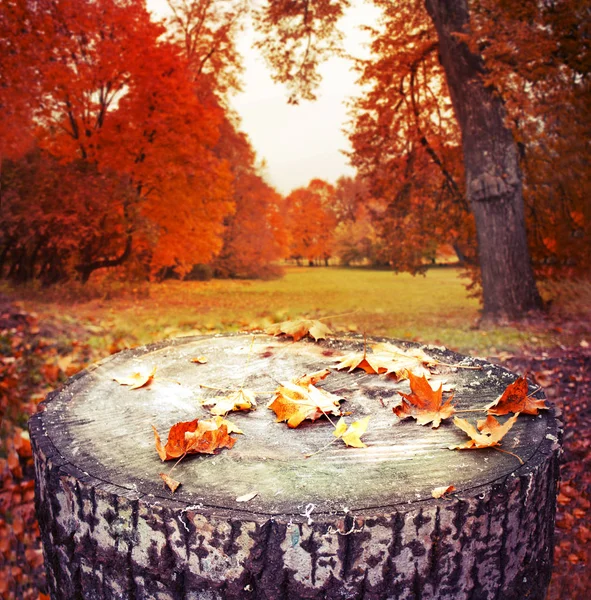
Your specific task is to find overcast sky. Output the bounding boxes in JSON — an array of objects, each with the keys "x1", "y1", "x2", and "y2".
[{"x1": 146, "y1": 0, "x2": 378, "y2": 195}]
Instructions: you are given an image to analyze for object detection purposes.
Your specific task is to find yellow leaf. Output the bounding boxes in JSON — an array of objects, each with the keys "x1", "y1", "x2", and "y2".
[
  {"x1": 201, "y1": 389, "x2": 257, "y2": 415},
  {"x1": 450, "y1": 413, "x2": 520, "y2": 450},
  {"x1": 114, "y1": 365, "x2": 157, "y2": 389},
  {"x1": 333, "y1": 417, "x2": 348, "y2": 438},
  {"x1": 340, "y1": 416, "x2": 370, "y2": 448}
]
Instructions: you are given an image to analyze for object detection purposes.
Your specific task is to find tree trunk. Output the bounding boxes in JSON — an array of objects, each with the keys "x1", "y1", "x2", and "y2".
[
  {"x1": 424, "y1": 0, "x2": 543, "y2": 322},
  {"x1": 31, "y1": 334, "x2": 560, "y2": 599}
]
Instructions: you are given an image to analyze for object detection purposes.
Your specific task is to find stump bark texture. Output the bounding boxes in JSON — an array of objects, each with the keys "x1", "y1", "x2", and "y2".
[{"x1": 30, "y1": 334, "x2": 561, "y2": 600}]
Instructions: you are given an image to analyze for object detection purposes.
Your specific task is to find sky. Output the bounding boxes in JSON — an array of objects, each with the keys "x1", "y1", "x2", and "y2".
[{"x1": 146, "y1": 0, "x2": 378, "y2": 195}]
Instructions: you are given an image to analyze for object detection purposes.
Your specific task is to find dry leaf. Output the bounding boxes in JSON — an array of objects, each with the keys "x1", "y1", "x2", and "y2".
[
  {"x1": 210, "y1": 415, "x2": 243, "y2": 435},
  {"x1": 201, "y1": 389, "x2": 257, "y2": 415},
  {"x1": 236, "y1": 491, "x2": 258, "y2": 502},
  {"x1": 267, "y1": 373, "x2": 342, "y2": 428},
  {"x1": 372, "y1": 342, "x2": 436, "y2": 380},
  {"x1": 333, "y1": 416, "x2": 370, "y2": 448},
  {"x1": 450, "y1": 413, "x2": 520, "y2": 450},
  {"x1": 485, "y1": 375, "x2": 548, "y2": 416},
  {"x1": 114, "y1": 365, "x2": 157, "y2": 389},
  {"x1": 295, "y1": 369, "x2": 331, "y2": 386},
  {"x1": 152, "y1": 418, "x2": 236, "y2": 461},
  {"x1": 160, "y1": 473, "x2": 181, "y2": 493},
  {"x1": 266, "y1": 318, "x2": 332, "y2": 341},
  {"x1": 432, "y1": 485, "x2": 456, "y2": 499},
  {"x1": 191, "y1": 356, "x2": 208, "y2": 364},
  {"x1": 393, "y1": 373, "x2": 455, "y2": 428},
  {"x1": 334, "y1": 350, "x2": 394, "y2": 374}
]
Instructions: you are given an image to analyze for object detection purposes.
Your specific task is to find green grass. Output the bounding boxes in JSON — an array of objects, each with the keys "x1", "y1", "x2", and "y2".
[{"x1": 6, "y1": 266, "x2": 586, "y2": 356}]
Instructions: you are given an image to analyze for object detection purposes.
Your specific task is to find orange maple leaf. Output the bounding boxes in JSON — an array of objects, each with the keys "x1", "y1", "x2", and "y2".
[
  {"x1": 393, "y1": 372, "x2": 455, "y2": 428},
  {"x1": 152, "y1": 417, "x2": 236, "y2": 461},
  {"x1": 485, "y1": 375, "x2": 547, "y2": 415},
  {"x1": 450, "y1": 413, "x2": 520, "y2": 450},
  {"x1": 267, "y1": 371, "x2": 342, "y2": 428},
  {"x1": 266, "y1": 318, "x2": 332, "y2": 341}
]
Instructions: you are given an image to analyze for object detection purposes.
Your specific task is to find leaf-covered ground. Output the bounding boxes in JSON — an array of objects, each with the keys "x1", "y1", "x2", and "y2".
[{"x1": 1, "y1": 272, "x2": 590, "y2": 598}]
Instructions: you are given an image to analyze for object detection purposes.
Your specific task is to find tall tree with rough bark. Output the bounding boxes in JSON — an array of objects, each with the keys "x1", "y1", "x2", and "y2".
[{"x1": 255, "y1": 0, "x2": 549, "y2": 321}]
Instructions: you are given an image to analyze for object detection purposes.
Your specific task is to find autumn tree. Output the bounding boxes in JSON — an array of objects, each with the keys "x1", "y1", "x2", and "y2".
[
  {"x1": 0, "y1": 0, "x2": 235, "y2": 282},
  {"x1": 166, "y1": 0, "x2": 286, "y2": 279},
  {"x1": 254, "y1": 0, "x2": 559, "y2": 321},
  {"x1": 285, "y1": 179, "x2": 337, "y2": 265}
]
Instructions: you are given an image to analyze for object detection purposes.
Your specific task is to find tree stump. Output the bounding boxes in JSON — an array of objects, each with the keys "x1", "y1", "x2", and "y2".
[{"x1": 30, "y1": 334, "x2": 561, "y2": 600}]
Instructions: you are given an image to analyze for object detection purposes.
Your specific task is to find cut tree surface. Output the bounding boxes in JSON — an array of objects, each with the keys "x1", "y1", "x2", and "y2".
[{"x1": 30, "y1": 334, "x2": 561, "y2": 600}]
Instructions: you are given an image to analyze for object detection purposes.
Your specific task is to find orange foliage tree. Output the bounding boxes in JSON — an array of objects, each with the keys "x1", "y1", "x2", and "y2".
[
  {"x1": 254, "y1": 0, "x2": 590, "y2": 320},
  {"x1": 285, "y1": 179, "x2": 337, "y2": 265},
  {"x1": 1, "y1": 0, "x2": 262, "y2": 283},
  {"x1": 167, "y1": 0, "x2": 286, "y2": 279}
]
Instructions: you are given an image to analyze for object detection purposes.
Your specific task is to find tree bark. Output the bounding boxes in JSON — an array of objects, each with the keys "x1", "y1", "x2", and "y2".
[
  {"x1": 30, "y1": 334, "x2": 561, "y2": 599},
  {"x1": 424, "y1": 0, "x2": 543, "y2": 322}
]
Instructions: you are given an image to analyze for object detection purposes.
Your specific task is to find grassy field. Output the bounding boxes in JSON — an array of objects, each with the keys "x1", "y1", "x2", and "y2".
[{"x1": 5, "y1": 266, "x2": 589, "y2": 356}]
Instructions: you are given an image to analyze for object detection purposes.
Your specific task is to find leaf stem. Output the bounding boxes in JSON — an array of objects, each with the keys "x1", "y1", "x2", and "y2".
[
  {"x1": 317, "y1": 310, "x2": 358, "y2": 322},
  {"x1": 492, "y1": 447, "x2": 524, "y2": 465},
  {"x1": 304, "y1": 436, "x2": 339, "y2": 458}
]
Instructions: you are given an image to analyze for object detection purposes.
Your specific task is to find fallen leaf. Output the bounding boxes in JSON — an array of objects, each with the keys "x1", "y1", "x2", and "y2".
[
  {"x1": 432, "y1": 485, "x2": 456, "y2": 499},
  {"x1": 333, "y1": 416, "x2": 370, "y2": 448},
  {"x1": 191, "y1": 356, "x2": 208, "y2": 364},
  {"x1": 295, "y1": 369, "x2": 331, "y2": 386},
  {"x1": 153, "y1": 418, "x2": 236, "y2": 461},
  {"x1": 160, "y1": 473, "x2": 181, "y2": 493},
  {"x1": 372, "y1": 342, "x2": 436, "y2": 380},
  {"x1": 201, "y1": 388, "x2": 257, "y2": 415},
  {"x1": 334, "y1": 350, "x2": 394, "y2": 375},
  {"x1": 393, "y1": 373, "x2": 455, "y2": 428},
  {"x1": 210, "y1": 415, "x2": 243, "y2": 435},
  {"x1": 450, "y1": 413, "x2": 520, "y2": 450},
  {"x1": 114, "y1": 365, "x2": 157, "y2": 390},
  {"x1": 485, "y1": 375, "x2": 548, "y2": 415},
  {"x1": 267, "y1": 373, "x2": 343, "y2": 428},
  {"x1": 236, "y1": 491, "x2": 258, "y2": 502},
  {"x1": 266, "y1": 318, "x2": 332, "y2": 341}
]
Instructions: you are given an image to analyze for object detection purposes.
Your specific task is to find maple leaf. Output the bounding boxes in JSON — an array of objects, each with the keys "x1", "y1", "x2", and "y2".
[
  {"x1": 393, "y1": 373, "x2": 455, "y2": 428},
  {"x1": 371, "y1": 342, "x2": 436, "y2": 380},
  {"x1": 114, "y1": 365, "x2": 157, "y2": 389},
  {"x1": 333, "y1": 416, "x2": 370, "y2": 448},
  {"x1": 267, "y1": 373, "x2": 342, "y2": 428},
  {"x1": 265, "y1": 318, "x2": 332, "y2": 341},
  {"x1": 485, "y1": 375, "x2": 548, "y2": 416},
  {"x1": 201, "y1": 389, "x2": 257, "y2": 415},
  {"x1": 152, "y1": 418, "x2": 236, "y2": 461},
  {"x1": 450, "y1": 413, "x2": 520, "y2": 450},
  {"x1": 334, "y1": 350, "x2": 394, "y2": 375}
]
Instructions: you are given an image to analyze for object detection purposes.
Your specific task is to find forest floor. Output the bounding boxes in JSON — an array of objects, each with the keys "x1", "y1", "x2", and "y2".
[{"x1": 1, "y1": 267, "x2": 590, "y2": 599}]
